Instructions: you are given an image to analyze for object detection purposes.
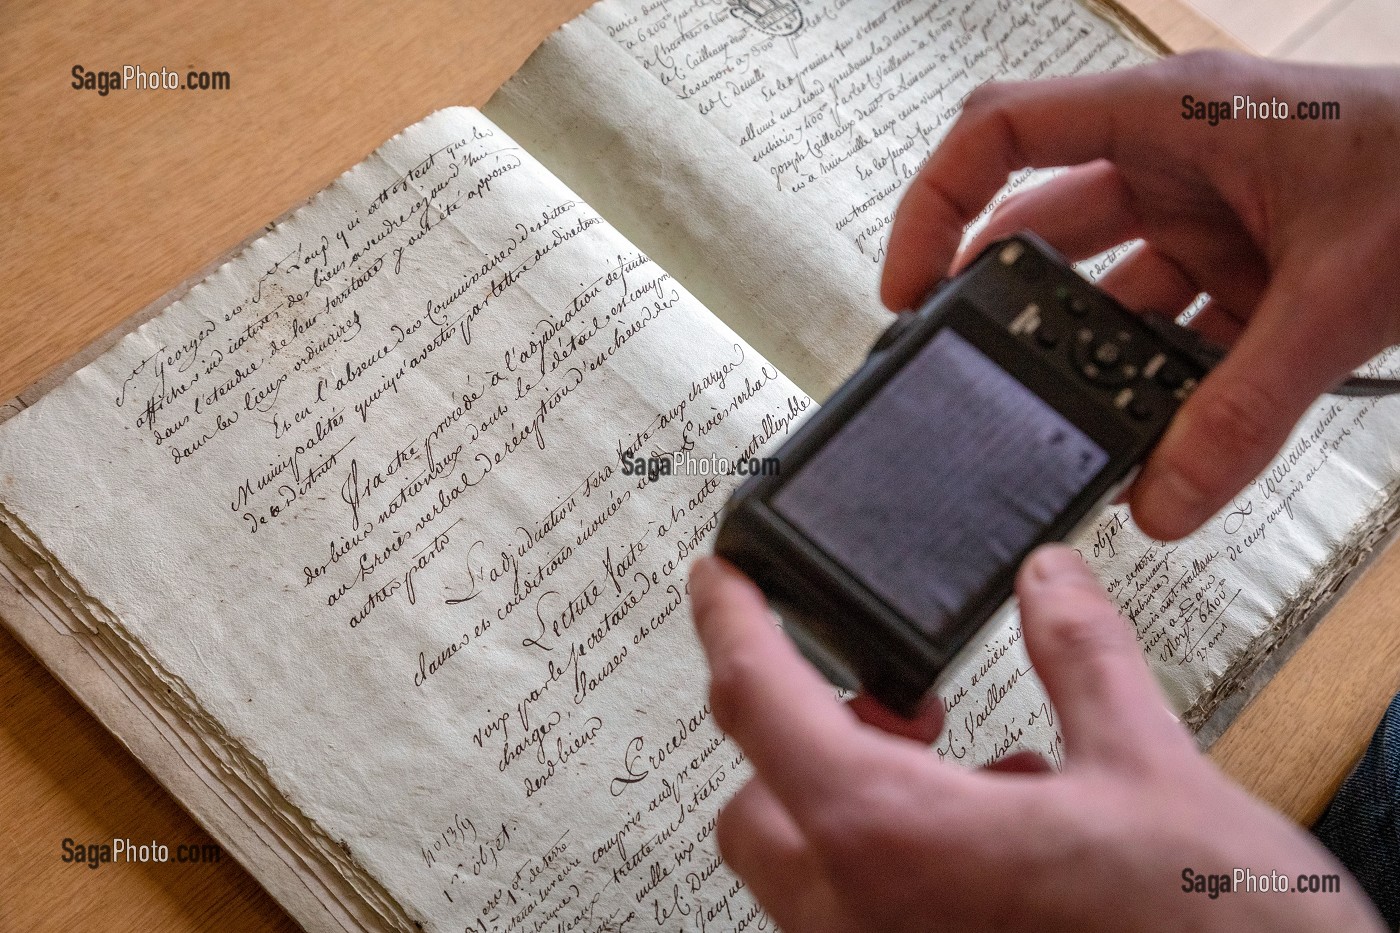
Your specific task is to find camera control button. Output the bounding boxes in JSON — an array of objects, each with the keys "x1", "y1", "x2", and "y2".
[
  {"x1": 1155, "y1": 359, "x2": 1188, "y2": 390},
  {"x1": 1092, "y1": 340, "x2": 1123, "y2": 367},
  {"x1": 1056, "y1": 286, "x2": 1091, "y2": 317},
  {"x1": 1073, "y1": 331, "x2": 1135, "y2": 387},
  {"x1": 1113, "y1": 389, "x2": 1154, "y2": 420}
]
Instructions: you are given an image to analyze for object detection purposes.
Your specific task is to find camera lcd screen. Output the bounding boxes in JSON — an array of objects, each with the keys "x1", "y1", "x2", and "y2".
[{"x1": 771, "y1": 328, "x2": 1109, "y2": 636}]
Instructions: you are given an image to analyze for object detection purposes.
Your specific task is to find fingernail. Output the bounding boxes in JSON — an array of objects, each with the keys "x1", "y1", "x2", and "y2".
[{"x1": 1026, "y1": 545, "x2": 1093, "y2": 585}]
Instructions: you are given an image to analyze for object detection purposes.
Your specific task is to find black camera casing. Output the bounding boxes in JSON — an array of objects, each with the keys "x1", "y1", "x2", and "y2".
[{"x1": 714, "y1": 233, "x2": 1208, "y2": 717}]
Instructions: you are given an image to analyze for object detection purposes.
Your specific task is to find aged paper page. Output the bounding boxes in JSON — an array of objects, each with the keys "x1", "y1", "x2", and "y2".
[
  {"x1": 582, "y1": 0, "x2": 1150, "y2": 264},
  {"x1": 491, "y1": 0, "x2": 1400, "y2": 766},
  {"x1": 487, "y1": 0, "x2": 1152, "y2": 399},
  {"x1": 486, "y1": 22, "x2": 890, "y2": 402},
  {"x1": 0, "y1": 107, "x2": 802, "y2": 931}
]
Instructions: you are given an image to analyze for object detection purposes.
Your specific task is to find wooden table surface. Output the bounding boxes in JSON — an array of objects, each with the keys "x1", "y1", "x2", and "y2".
[{"x1": 1, "y1": 1, "x2": 1396, "y2": 930}]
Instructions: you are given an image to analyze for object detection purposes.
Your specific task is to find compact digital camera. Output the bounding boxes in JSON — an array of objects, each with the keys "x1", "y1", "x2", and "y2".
[{"x1": 714, "y1": 233, "x2": 1210, "y2": 716}]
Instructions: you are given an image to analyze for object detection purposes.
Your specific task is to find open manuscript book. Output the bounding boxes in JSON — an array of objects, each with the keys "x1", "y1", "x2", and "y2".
[{"x1": 2, "y1": 1, "x2": 1398, "y2": 930}]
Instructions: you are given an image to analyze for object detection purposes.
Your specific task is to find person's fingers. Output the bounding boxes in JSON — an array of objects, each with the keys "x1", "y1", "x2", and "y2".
[
  {"x1": 1118, "y1": 299, "x2": 1245, "y2": 509},
  {"x1": 1130, "y1": 274, "x2": 1379, "y2": 540},
  {"x1": 1095, "y1": 243, "x2": 1201, "y2": 316},
  {"x1": 718, "y1": 782, "x2": 818, "y2": 899},
  {"x1": 881, "y1": 68, "x2": 1164, "y2": 310},
  {"x1": 953, "y1": 161, "x2": 1142, "y2": 273},
  {"x1": 848, "y1": 692, "x2": 945, "y2": 744},
  {"x1": 718, "y1": 780, "x2": 842, "y2": 933},
  {"x1": 690, "y1": 556, "x2": 880, "y2": 819},
  {"x1": 1016, "y1": 546, "x2": 1188, "y2": 767}
]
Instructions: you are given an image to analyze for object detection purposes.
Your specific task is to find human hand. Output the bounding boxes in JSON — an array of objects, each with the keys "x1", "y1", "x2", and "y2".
[
  {"x1": 689, "y1": 549, "x2": 1384, "y2": 932},
  {"x1": 881, "y1": 52, "x2": 1400, "y2": 540}
]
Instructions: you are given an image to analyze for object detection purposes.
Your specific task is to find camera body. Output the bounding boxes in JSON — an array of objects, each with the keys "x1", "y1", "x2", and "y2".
[{"x1": 714, "y1": 233, "x2": 1208, "y2": 716}]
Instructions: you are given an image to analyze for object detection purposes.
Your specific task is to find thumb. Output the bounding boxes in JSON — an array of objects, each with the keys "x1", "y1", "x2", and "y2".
[
  {"x1": 1130, "y1": 276, "x2": 1378, "y2": 540},
  {"x1": 1016, "y1": 546, "x2": 1189, "y2": 767}
]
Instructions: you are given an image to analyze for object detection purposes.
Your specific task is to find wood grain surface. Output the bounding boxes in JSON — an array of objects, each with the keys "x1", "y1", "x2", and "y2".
[{"x1": 1, "y1": 1, "x2": 1389, "y2": 930}]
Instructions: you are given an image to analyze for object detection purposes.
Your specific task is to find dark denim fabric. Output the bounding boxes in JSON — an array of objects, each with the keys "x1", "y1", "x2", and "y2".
[{"x1": 1314, "y1": 692, "x2": 1400, "y2": 930}]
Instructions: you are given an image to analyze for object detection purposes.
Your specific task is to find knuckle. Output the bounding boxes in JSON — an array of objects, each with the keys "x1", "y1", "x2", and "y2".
[
  {"x1": 804, "y1": 772, "x2": 906, "y2": 854},
  {"x1": 1038, "y1": 598, "x2": 1133, "y2": 666},
  {"x1": 1191, "y1": 376, "x2": 1287, "y2": 465},
  {"x1": 961, "y1": 79, "x2": 1009, "y2": 114},
  {"x1": 959, "y1": 83, "x2": 1023, "y2": 160}
]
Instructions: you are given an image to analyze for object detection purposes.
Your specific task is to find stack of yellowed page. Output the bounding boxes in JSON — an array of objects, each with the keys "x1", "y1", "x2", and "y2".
[{"x1": 2, "y1": 1, "x2": 1397, "y2": 930}]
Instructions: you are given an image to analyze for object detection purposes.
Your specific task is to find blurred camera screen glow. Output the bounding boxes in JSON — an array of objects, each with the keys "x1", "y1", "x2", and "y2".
[{"x1": 772, "y1": 328, "x2": 1108, "y2": 636}]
